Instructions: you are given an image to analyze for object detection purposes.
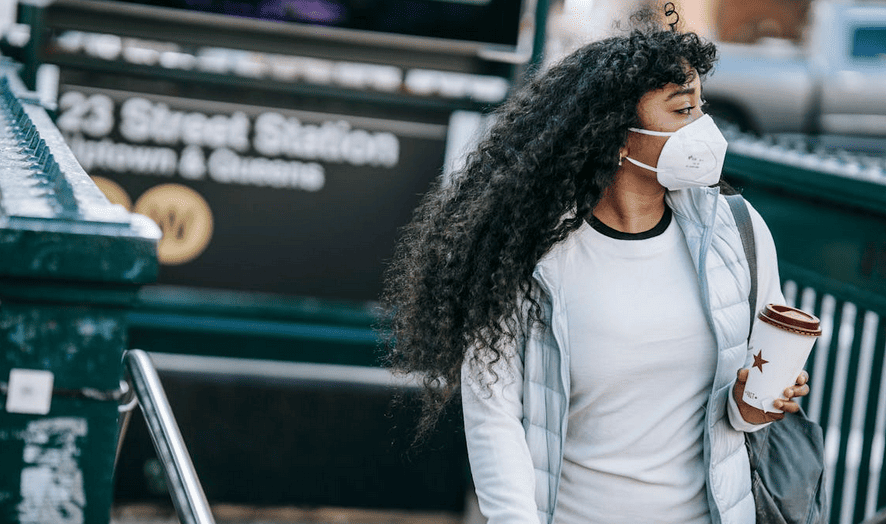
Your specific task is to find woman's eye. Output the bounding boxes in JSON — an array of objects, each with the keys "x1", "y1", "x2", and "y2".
[{"x1": 676, "y1": 106, "x2": 694, "y2": 115}]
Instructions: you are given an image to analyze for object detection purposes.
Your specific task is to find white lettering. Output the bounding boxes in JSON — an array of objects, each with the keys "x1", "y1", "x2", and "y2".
[
  {"x1": 57, "y1": 92, "x2": 115, "y2": 138},
  {"x1": 68, "y1": 135, "x2": 177, "y2": 176},
  {"x1": 208, "y1": 148, "x2": 324, "y2": 191},
  {"x1": 225, "y1": 113, "x2": 250, "y2": 152},
  {"x1": 180, "y1": 112, "x2": 207, "y2": 146},
  {"x1": 374, "y1": 132, "x2": 399, "y2": 168},
  {"x1": 118, "y1": 98, "x2": 250, "y2": 151},
  {"x1": 151, "y1": 104, "x2": 182, "y2": 146},
  {"x1": 129, "y1": 144, "x2": 173, "y2": 174},
  {"x1": 341, "y1": 129, "x2": 373, "y2": 166},
  {"x1": 253, "y1": 112, "x2": 285, "y2": 157},
  {"x1": 119, "y1": 97, "x2": 153, "y2": 143},
  {"x1": 253, "y1": 113, "x2": 400, "y2": 167},
  {"x1": 178, "y1": 145, "x2": 207, "y2": 180},
  {"x1": 60, "y1": 92, "x2": 401, "y2": 179}
]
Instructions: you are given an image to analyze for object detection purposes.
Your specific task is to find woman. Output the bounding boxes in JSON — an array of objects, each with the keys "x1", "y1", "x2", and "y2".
[{"x1": 381, "y1": 6, "x2": 810, "y2": 523}]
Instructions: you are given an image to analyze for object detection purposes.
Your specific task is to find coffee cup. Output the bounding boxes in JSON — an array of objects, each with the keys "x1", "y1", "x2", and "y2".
[{"x1": 742, "y1": 304, "x2": 822, "y2": 413}]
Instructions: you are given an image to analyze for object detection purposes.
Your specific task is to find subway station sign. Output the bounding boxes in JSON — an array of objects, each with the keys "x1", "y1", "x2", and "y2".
[{"x1": 56, "y1": 82, "x2": 448, "y2": 301}]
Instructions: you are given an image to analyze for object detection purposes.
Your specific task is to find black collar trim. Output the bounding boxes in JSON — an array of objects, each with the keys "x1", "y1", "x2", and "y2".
[{"x1": 586, "y1": 206, "x2": 672, "y2": 240}]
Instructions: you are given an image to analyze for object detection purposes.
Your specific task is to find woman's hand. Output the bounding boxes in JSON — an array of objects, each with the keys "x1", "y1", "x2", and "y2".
[{"x1": 732, "y1": 368, "x2": 811, "y2": 425}]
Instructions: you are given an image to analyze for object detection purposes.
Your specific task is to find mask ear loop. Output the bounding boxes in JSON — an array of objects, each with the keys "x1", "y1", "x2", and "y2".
[
  {"x1": 623, "y1": 156, "x2": 662, "y2": 173},
  {"x1": 622, "y1": 127, "x2": 672, "y2": 171},
  {"x1": 628, "y1": 127, "x2": 676, "y2": 137}
]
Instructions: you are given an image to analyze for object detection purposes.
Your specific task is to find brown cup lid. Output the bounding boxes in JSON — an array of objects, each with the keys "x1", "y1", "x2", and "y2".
[{"x1": 758, "y1": 304, "x2": 822, "y2": 336}]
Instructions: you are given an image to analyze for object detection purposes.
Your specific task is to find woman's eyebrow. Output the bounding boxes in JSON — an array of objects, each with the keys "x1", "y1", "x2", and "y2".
[{"x1": 666, "y1": 87, "x2": 696, "y2": 100}]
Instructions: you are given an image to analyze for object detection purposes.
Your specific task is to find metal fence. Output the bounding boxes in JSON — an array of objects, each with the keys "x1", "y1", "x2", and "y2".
[{"x1": 783, "y1": 263, "x2": 886, "y2": 524}]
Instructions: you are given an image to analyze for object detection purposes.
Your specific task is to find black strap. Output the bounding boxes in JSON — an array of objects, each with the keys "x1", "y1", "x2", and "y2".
[{"x1": 725, "y1": 194, "x2": 757, "y2": 328}]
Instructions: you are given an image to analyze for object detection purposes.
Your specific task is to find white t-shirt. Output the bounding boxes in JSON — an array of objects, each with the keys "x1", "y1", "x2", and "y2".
[{"x1": 554, "y1": 209, "x2": 717, "y2": 524}]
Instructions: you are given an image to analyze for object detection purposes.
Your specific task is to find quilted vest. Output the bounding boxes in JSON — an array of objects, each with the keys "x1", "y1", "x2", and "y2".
[{"x1": 524, "y1": 187, "x2": 756, "y2": 524}]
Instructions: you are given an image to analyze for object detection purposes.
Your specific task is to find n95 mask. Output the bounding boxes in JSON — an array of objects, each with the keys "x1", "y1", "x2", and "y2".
[{"x1": 624, "y1": 114, "x2": 728, "y2": 190}]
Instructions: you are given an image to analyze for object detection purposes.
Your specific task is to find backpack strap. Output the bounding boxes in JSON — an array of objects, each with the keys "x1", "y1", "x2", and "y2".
[{"x1": 725, "y1": 193, "x2": 757, "y2": 328}]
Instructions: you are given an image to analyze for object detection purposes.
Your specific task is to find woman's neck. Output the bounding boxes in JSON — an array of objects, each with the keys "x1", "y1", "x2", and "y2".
[{"x1": 592, "y1": 171, "x2": 667, "y2": 233}]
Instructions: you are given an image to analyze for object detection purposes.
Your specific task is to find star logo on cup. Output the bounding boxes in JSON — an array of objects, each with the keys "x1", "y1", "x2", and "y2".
[{"x1": 753, "y1": 350, "x2": 769, "y2": 373}]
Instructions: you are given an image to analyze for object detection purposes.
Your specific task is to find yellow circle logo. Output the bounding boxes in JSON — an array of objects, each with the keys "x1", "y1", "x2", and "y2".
[
  {"x1": 134, "y1": 184, "x2": 214, "y2": 266},
  {"x1": 91, "y1": 176, "x2": 133, "y2": 210}
]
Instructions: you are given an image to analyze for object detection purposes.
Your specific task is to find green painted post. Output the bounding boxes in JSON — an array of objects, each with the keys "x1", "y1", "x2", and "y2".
[
  {"x1": 0, "y1": 63, "x2": 159, "y2": 523},
  {"x1": 533, "y1": 0, "x2": 549, "y2": 69},
  {"x1": 14, "y1": 0, "x2": 44, "y2": 91}
]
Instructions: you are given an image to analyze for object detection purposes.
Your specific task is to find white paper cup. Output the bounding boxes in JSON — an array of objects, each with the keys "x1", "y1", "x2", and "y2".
[{"x1": 743, "y1": 304, "x2": 822, "y2": 413}]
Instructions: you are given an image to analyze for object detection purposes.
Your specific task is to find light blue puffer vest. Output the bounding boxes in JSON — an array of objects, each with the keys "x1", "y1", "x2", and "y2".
[{"x1": 524, "y1": 187, "x2": 756, "y2": 524}]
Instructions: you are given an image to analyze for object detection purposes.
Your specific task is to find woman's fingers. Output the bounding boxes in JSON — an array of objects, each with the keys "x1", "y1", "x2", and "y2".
[
  {"x1": 797, "y1": 370, "x2": 810, "y2": 386},
  {"x1": 773, "y1": 399, "x2": 800, "y2": 413},
  {"x1": 784, "y1": 383, "x2": 810, "y2": 399},
  {"x1": 775, "y1": 372, "x2": 811, "y2": 412},
  {"x1": 783, "y1": 371, "x2": 811, "y2": 399}
]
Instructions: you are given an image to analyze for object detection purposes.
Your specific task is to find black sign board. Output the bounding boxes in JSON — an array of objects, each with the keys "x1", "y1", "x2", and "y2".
[
  {"x1": 56, "y1": 72, "x2": 448, "y2": 302},
  {"x1": 113, "y1": 0, "x2": 522, "y2": 47}
]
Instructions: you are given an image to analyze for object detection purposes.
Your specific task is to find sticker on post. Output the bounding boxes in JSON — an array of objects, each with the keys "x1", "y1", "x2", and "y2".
[{"x1": 5, "y1": 369, "x2": 54, "y2": 415}]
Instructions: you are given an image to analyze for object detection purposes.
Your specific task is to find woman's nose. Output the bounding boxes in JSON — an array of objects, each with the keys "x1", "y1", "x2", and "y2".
[{"x1": 693, "y1": 104, "x2": 706, "y2": 119}]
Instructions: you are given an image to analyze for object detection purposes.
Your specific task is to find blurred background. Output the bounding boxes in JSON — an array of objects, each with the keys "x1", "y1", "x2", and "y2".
[{"x1": 0, "y1": 0, "x2": 884, "y2": 523}]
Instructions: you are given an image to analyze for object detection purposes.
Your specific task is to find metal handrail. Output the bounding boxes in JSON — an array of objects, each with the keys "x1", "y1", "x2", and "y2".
[{"x1": 116, "y1": 349, "x2": 216, "y2": 524}]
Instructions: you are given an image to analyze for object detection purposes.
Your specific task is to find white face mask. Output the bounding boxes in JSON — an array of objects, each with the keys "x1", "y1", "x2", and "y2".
[{"x1": 624, "y1": 114, "x2": 728, "y2": 190}]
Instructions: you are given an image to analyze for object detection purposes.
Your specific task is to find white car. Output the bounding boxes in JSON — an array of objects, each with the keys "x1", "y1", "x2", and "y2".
[{"x1": 704, "y1": 0, "x2": 886, "y2": 137}]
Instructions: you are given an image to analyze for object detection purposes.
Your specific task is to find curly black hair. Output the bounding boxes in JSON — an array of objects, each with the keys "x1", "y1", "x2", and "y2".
[{"x1": 381, "y1": 10, "x2": 718, "y2": 438}]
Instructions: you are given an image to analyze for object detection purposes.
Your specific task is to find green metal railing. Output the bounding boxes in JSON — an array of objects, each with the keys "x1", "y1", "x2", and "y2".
[
  {"x1": 725, "y1": 137, "x2": 886, "y2": 524},
  {"x1": 0, "y1": 61, "x2": 159, "y2": 523},
  {"x1": 782, "y1": 263, "x2": 886, "y2": 524}
]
